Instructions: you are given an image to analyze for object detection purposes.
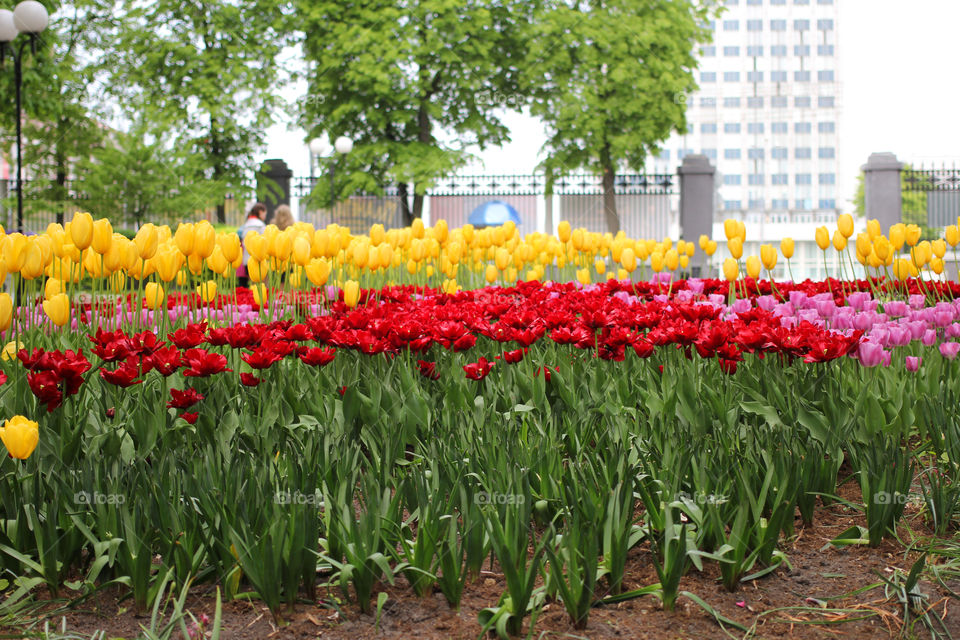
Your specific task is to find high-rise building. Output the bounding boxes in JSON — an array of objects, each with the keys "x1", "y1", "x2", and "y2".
[{"x1": 651, "y1": 0, "x2": 842, "y2": 279}]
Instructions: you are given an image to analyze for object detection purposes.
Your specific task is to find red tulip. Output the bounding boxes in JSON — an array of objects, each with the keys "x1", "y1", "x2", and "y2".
[
  {"x1": 182, "y1": 349, "x2": 231, "y2": 377},
  {"x1": 300, "y1": 347, "x2": 336, "y2": 367},
  {"x1": 463, "y1": 357, "x2": 494, "y2": 381},
  {"x1": 167, "y1": 388, "x2": 204, "y2": 409}
]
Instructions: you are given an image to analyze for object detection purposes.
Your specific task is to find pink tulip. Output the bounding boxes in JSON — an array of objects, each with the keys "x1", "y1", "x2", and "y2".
[
  {"x1": 858, "y1": 341, "x2": 886, "y2": 367},
  {"x1": 905, "y1": 356, "x2": 921, "y2": 372},
  {"x1": 940, "y1": 342, "x2": 960, "y2": 360}
]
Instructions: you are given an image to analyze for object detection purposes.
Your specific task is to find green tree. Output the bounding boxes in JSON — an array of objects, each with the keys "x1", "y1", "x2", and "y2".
[
  {"x1": 298, "y1": 0, "x2": 537, "y2": 224},
  {"x1": 852, "y1": 165, "x2": 935, "y2": 240},
  {"x1": 105, "y1": 0, "x2": 294, "y2": 223},
  {"x1": 524, "y1": 0, "x2": 716, "y2": 233},
  {"x1": 0, "y1": 0, "x2": 116, "y2": 226}
]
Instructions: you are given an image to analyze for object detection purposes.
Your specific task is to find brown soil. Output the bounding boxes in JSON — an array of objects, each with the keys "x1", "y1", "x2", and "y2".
[{"x1": 13, "y1": 481, "x2": 960, "y2": 640}]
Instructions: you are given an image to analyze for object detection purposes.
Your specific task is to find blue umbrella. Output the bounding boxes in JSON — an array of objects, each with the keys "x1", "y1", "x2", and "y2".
[{"x1": 468, "y1": 200, "x2": 522, "y2": 227}]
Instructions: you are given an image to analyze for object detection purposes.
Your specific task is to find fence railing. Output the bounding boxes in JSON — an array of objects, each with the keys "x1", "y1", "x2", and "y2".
[{"x1": 902, "y1": 166, "x2": 960, "y2": 228}]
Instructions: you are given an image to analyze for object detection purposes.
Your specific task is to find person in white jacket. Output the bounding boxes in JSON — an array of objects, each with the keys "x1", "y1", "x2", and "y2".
[{"x1": 237, "y1": 203, "x2": 267, "y2": 288}]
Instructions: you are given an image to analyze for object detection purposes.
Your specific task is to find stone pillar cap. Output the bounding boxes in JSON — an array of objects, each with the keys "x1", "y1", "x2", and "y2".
[
  {"x1": 862, "y1": 152, "x2": 904, "y2": 172},
  {"x1": 677, "y1": 154, "x2": 715, "y2": 175}
]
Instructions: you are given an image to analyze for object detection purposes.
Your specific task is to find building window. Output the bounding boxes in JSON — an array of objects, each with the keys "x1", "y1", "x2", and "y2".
[
  {"x1": 794, "y1": 19, "x2": 810, "y2": 30},
  {"x1": 771, "y1": 45, "x2": 787, "y2": 56},
  {"x1": 748, "y1": 148, "x2": 765, "y2": 159},
  {"x1": 819, "y1": 0, "x2": 834, "y2": 4},
  {"x1": 818, "y1": 45, "x2": 835, "y2": 56},
  {"x1": 771, "y1": 0, "x2": 785, "y2": 4},
  {"x1": 723, "y1": 20, "x2": 739, "y2": 31},
  {"x1": 703, "y1": 148, "x2": 718, "y2": 160},
  {"x1": 770, "y1": 70, "x2": 787, "y2": 82},
  {"x1": 818, "y1": 70, "x2": 835, "y2": 82},
  {"x1": 747, "y1": 45, "x2": 764, "y2": 57},
  {"x1": 772, "y1": 198, "x2": 789, "y2": 209},
  {"x1": 819, "y1": 199, "x2": 836, "y2": 209},
  {"x1": 748, "y1": 174, "x2": 764, "y2": 185},
  {"x1": 658, "y1": 150, "x2": 670, "y2": 160},
  {"x1": 701, "y1": 123, "x2": 718, "y2": 134},
  {"x1": 771, "y1": 147, "x2": 788, "y2": 159},
  {"x1": 700, "y1": 46, "x2": 716, "y2": 56},
  {"x1": 724, "y1": 97, "x2": 741, "y2": 108},
  {"x1": 724, "y1": 123, "x2": 741, "y2": 134},
  {"x1": 747, "y1": 19, "x2": 763, "y2": 31},
  {"x1": 796, "y1": 199, "x2": 812, "y2": 210},
  {"x1": 700, "y1": 72, "x2": 716, "y2": 82},
  {"x1": 724, "y1": 148, "x2": 742, "y2": 160},
  {"x1": 724, "y1": 46, "x2": 740, "y2": 56},
  {"x1": 796, "y1": 173, "x2": 812, "y2": 184},
  {"x1": 724, "y1": 175, "x2": 742, "y2": 185},
  {"x1": 772, "y1": 174, "x2": 789, "y2": 185},
  {"x1": 700, "y1": 97, "x2": 717, "y2": 107},
  {"x1": 770, "y1": 19, "x2": 786, "y2": 31},
  {"x1": 724, "y1": 201, "x2": 742, "y2": 210},
  {"x1": 747, "y1": 71, "x2": 763, "y2": 82},
  {"x1": 749, "y1": 199, "x2": 765, "y2": 209},
  {"x1": 818, "y1": 19, "x2": 834, "y2": 30},
  {"x1": 724, "y1": 71, "x2": 740, "y2": 82},
  {"x1": 747, "y1": 122, "x2": 764, "y2": 134},
  {"x1": 747, "y1": 0, "x2": 762, "y2": 5},
  {"x1": 771, "y1": 122, "x2": 788, "y2": 134},
  {"x1": 794, "y1": 122, "x2": 812, "y2": 134},
  {"x1": 677, "y1": 148, "x2": 695, "y2": 159},
  {"x1": 794, "y1": 70, "x2": 811, "y2": 82},
  {"x1": 795, "y1": 148, "x2": 812, "y2": 160},
  {"x1": 818, "y1": 147, "x2": 835, "y2": 159},
  {"x1": 795, "y1": 96, "x2": 812, "y2": 107},
  {"x1": 818, "y1": 121, "x2": 836, "y2": 133},
  {"x1": 772, "y1": 96, "x2": 788, "y2": 108},
  {"x1": 818, "y1": 96, "x2": 836, "y2": 107},
  {"x1": 819, "y1": 173, "x2": 836, "y2": 184},
  {"x1": 747, "y1": 97, "x2": 764, "y2": 108},
  {"x1": 795, "y1": 0, "x2": 810, "y2": 4},
  {"x1": 726, "y1": 0, "x2": 739, "y2": 4},
  {"x1": 795, "y1": 45, "x2": 811, "y2": 56}
]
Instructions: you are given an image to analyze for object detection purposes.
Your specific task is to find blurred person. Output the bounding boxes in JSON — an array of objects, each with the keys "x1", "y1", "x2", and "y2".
[
  {"x1": 237, "y1": 202, "x2": 267, "y2": 288},
  {"x1": 273, "y1": 204, "x2": 294, "y2": 231}
]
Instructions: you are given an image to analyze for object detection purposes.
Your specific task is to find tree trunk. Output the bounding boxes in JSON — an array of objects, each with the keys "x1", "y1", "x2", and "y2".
[
  {"x1": 412, "y1": 99, "x2": 432, "y2": 220},
  {"x1": 600, "y1": 143, "x2": 619, "y2": 234},
  {"x1": 210, "y1": 119, "x2": 226, "y2": 224},
  {"x1": 55, "y1": 117, "x2": 68, "y2": 225},
  {"x1": 398, "y1": 182, "x2": 412, "y2": 226}
]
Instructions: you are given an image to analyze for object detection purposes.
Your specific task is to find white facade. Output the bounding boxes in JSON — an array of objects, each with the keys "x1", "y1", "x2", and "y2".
[{"x1": 650, "y1": 0, "x2": 843, "y2": 280}]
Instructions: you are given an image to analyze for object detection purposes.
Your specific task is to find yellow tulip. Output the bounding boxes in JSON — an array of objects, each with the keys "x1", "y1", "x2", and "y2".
[
  {"x1": 698, "y1": 234, "x2": 709, "y2": 251},
  {"x1": 145, "y1": 282, "x2": 166, "y2": 310},
  {"x1": 760, "y1": 244, "x2": 778, "y2": 270},
  {"x1": 874, "y1": 237, "x2": 892, "y2": 262},
  {"x1": 196, "y1": 280, "x2": 217, "y2": 303},
  {"x1": 946, "y1": 226, "x2": 960, "y2": 248},
  {"x1": 575, "y1": 268, "x2": 590, "y2": 285},
  {"x1": 70, "y1": 212, "x2": 94, "y2": 251},
  {"x1": 832, "y1": 230, "x2": 847, "y2": 252},
  {"x1": 905, "y1": 224, "x2": 921, "y2": 247},
  {"x1": 650, "y1": 252, "x2": 664, "y2": 273},
  {"x1": 3, "y1": 233, "x2": 27, "y2": 271},
  {"x1": 0, "y1": 416, "x2": 39, "y2": 460},
  {"x1": 44, "y1": 278, "x2": 63, "y2": 301},
  {"x1": 441, "y1": 277, "x2": 459, "y2": 294},
  {"x1": 892, "y1": 257, "x2": 912, "y2": 280},
  {"x1": 206, "y1": 246, "x2": 229, "y2": 276},
  {"x1": 558, "y1": 221, "x2": 571, "y2": 243},
  {"x1": 723, "y1": 258, "x2": 739, "y2": 282},
  {"x1": 664, "y1": 249, "x2": 680, "y2": 271},
  {"x1": 411, "y1": 218, "x2": 425, "y2": 239},
  {"x1": 248, "y1": 258, "x2": 267, "y2": 283},
  {"x1": 620, "y1": 247, "x2": 637, "y2": 272},
  {"x1": 685, "y1": 243, "x2": 695, "y2": 258},
  {"x1": 434, "y1": 219, "x2": 449, "y2": 244},
  {"x1": 42, "y1": 293, "x2": 70, "y2": 327},
  {"x1": 174, "y1": 223, "x2": 195, "y2": 256},
  {"x1": 855, "y1": 233, "x2": 872, "y2": 258},
  {"x1": 680, "y1": 255, "x2": 689, "y2": 269},
  {"x1": 153, "y1": 248, "x2": 182, "y2": 283},
  {"x1": 837, "y1": 213, "x2": 854, "y2": 238},
  {"x1": 92, "y1": 218, "x2": 113, "y2": 254},
  {"x1": 485, "y1": 264, "x2": 498, "y2": 283},
  {"x1": 250, "y1": 283, "x2": 268, "y2": 308},
  {"x1": 728, "y1": 237, "x2": 743, "y2": 260},
  {"x1": 219, "y1": 232, "x2": 241, "y2": 263},
  {"x1": 815, "y1": 227, "x2": 830, "y2": 251},
  {"x1": 293, "y1": 236, "x2": 311, "y2": 266},
  {"x1": 343, "y1": 280, "x2": 361, "y2": 308},
  {"x1": 866, "y1": 219, "x2": 882, "y2": 241},
  {"x1": 104, "y1": 236, "x2": 127, "y2": 272},
  {"x1": 745, "y1": 255, "x2": 762, "y2": 279},
  {"x1": 2, "y1": 339, "x2": 23, "y2": 361},
  {"x1": 723, "y1": 219, "x2": 738, "y2": 240},
  {"x1": 705, "y1": 240, "x2": 718, "y2": 256},
  {"x1": 110, "y1": 271, "x2": 126, "y2": 293},
  {"x1": 595, "y1": 258, "x2": 606, "y2": 275},
  {"x1": 889, "y1": 224, "x2": 906, "y2": 250},
  {"x1": 932, "y1": 238, "x2": 947, "y2": 259},
  {"x1": 19, "y1": 241, "x2": 44, "y2": 280},
  {"x1": 932, "y1": 257, "x2": 945, "y2": 275},
  {"x1": 134, "y1": 224, "x2": 159, "y2": 260},
  {"x1": 0, "y1": 293, "x2": 11, "y2": 332},
  {"x1": 187, "y1": 253, "x2": 205, "y2": 275}
]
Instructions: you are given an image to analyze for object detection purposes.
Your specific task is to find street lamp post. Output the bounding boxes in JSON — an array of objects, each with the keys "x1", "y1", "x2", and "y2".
[{"x1": 0, "y1": 1, "x2": 50, "y2": 233}]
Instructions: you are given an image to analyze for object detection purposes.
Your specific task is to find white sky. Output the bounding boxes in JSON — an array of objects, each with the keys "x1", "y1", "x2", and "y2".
[{"x1": 265, "y1": 0, "x2": 960, "y2": 212}]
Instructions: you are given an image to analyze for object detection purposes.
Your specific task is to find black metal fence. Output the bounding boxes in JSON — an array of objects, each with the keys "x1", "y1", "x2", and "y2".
[
  {"x1": 293, "y1": 178, "x2": 405, "y2": 231},
  {"x1": 903, "y1": 166, "x2": 960, "y2": 228}
]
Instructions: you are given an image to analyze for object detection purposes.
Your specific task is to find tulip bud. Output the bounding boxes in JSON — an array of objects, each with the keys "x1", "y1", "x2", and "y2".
[
  {"x1": 196, "y1": 280, "x2": 217, "y2": 304},
  {"x1": 0, "y1": 416, "x2": 39, "y2": 460},
  {"x1": 815, "y1": 227, "x2": 830, "y2": 251},
  {"x1": 0, "y1": 293, "x2": 11, "y2": 332},
  {"x1": 134, "y1": 224, "x2": 159, "y2": 260},
  {"x1": 187, "y1": 253, "x2": 205, "y2": 275},
  {"x1": 832, "y1": 230, "x2": 847, "y2": 252},
  {"x1": 70, "y1": 212, "x2": 94, "y2": 251},
  {"x1": 206, "y1": 246, "x2": 229, "y2": 276},
  {"x1": 576, "y1": 267, "x2": 590, "y2": 285},
  {"x1": 484, "y1": 264, "x2": 498, "y2": 283},
  {"x1": 369, "y1": 223, "x2": 386, "y2": 245},
  {"x1": 42, "y1": 293, "x2": 70, "y2": 327},
  {"x1": 837, "y1": 213, "x2": 854, "y2": 238},
  {"x1": 745, "y1": 255, "x2": 762, "y2": 279},
  {"x1": 760, "y1": 244, "x2": 778, "y2": 270},
  {"x1": 620, "y1": 247, "x2": 637, "y2": 272},
  {"x1": 144, "y1": 282, "x2": 166, "y2": 310},
  {"x1": 893, "y1": 258, "x2": 912, "y2": 280},
  {"x1": 250, "y1": 283, "x2": 268, "y2": 308},
  {"x1": 218, "y1": 232, "x2": 241, "y2": 263},
  {"x1": 932, "y1": 238, "x2": 947, "y2": 259},
  {"x1": 293, "y1": 236, "x2": 311, "y2": 266},
  {"x1": 650, "y1": 252, "x2": 663, "y2": 273},
  {"x1": 723, "y1": 219, "x2": 738, "y2": 240},
  {"x1": 866, "y1": 219, "x2": 882, "y2": 241},
  {"x1": 174, "y1": 223, "x2": 195, "y2": 256},
  {"x1": 343, "y1": 280, "x2": 361, "y2": 308},
  {"x1": 92, "y1": 218, "x2": 113, "y2": 255},
  {"x1": 889, "y1": 224, "x2": 906, "y2": 250},
  {"x1": 20, "y1": 241, "x2": 44, "y2": 280},
  {"x1": 723, "y1": 258, "x2": 739, "y2": 282},
  {"x1": 305, "y1": 258, "x2": 332, "y2": 286},
  {"x1": 595, "y1": 258, "x2": 606, "y2": 275},
  {"x1": 248, "y1": 258, "x2": 267, "y2": 283},
  {"x1": 665, "y1": 249, "x2": 679, "y2": 271},
  {"x1": 728, "y1": 237, "x2": 743, "y2": 260},
  {"x1": 946, "y1": 225, "x2": 960, "y2": 248},
  {"x1": 433, "y1": 219, "x2": 449, "y2": 244},
  {"x1": 558, "y1": 221, "x2": 571, "y2": 243},
  {"x1": 855, "y1": 233, "x2": 872, "y2": 258},
  {"x1": 905, "y1": 224, "x2": 921, "y2": 247},
  {"x1": 932, "y1": 257, "x2": 945, "y2": 275},
  {"x1": 44, "y1": 277, "x2": 64, "y2": 301},
  {"x1": 705, "y1": 240, "x2": 718, "y2": 256}
]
